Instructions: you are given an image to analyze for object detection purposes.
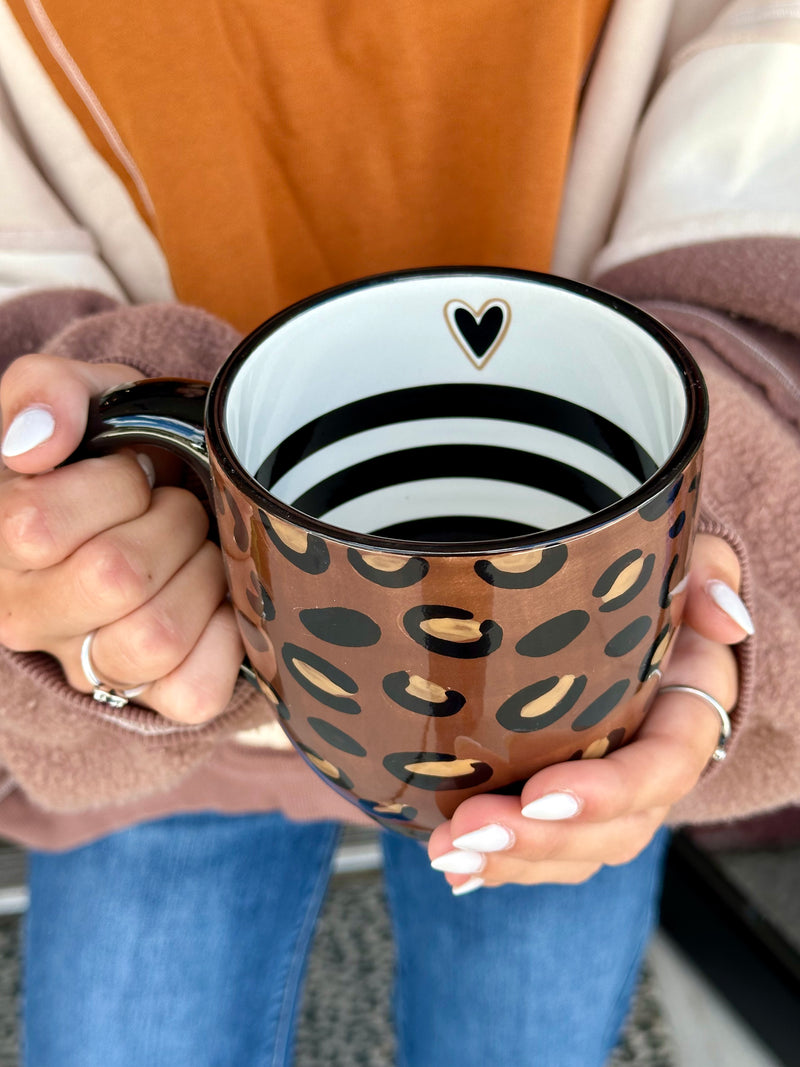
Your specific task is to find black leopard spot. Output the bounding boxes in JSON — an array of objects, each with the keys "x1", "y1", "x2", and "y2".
[
  {"x1": 224, "y1": 487, "x2": 249, "y2": 551},
  {"x1": 403, "y1": 606, "x2": 503, "y2": 659},
  {"x1": 382, "y1": 671, "x2": 466, "y2": 717},
  {"x1": 496, "y1": 675, "x2": 587, "y2": 732},
  {"x1": 297, "y1": 742, "x2": 354, "y2": 790},
  {"x1": 347, "y1": 548, "x2": 429, "y2": 587},
  {"x1": 255, "y1": 675, "x2": 289, "y2": 719},
  {"x1": 307, "y1": 717, "x2": 367, "y2": 756},
  {"x1": 299, "y1": 607, "x2": 381, "y2": 647},
  {"x1": 659, "y1": 555, "x2": 681, "y2": 609},
  {"x1": 604, "y1": 616, "x2": 651, "y2": 658},
  {"x1": 592, "y1": 551, "x2": 655, "y2": 612},
  {"x1": 515, "y1": 610, "x2": 589, "y2": 657},
  {"x1": 669, "y1": 511, "x2": 686, "y2": 538},
  {"x1": 235, "y1": 610, "x2": 270, "y2": 653},
  {"x1": 474, "y1": 543, "x2": 568, "y2": 589},
  {"x1": 247, "y1": 574, "x2": 276, "y2": 621},
  {"x1": 638, "y1": 475, "x2": 683, "y2": 521},
  {"x1": 638, "y1": 623, "x2": 673, "y2": 681},
  {"x1": 260, "y1": 513, "x2": 330, "y2": 574},
  {"x1": 383, "y1": 751, "x2": 493, "y2": 791},
  {"x1": 281, "y1": 643, "x2": 360, "y2": 714},
  {"x1": 489, "y1": 779, "x2": 528, "y2": 796},
  {"x1": 579, "y1": 727, "x2": 626, "y2": 759},
  {"x1": 357, "y1": 799, "x2": 418, "y2": 822},
  {"x1": 571, "y1": 679, "x2": 630, "y2": 731}
]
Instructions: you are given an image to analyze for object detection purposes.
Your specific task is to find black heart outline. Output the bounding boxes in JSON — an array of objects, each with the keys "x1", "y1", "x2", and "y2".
[{"x1": 444, "y1": 299, "x2": 511, "y2": 369}]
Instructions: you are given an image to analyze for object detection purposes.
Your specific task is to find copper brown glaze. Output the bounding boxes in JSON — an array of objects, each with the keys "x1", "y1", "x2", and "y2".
[{"x1": 213, "y1": 449, "x2": 702, "y2": 837}]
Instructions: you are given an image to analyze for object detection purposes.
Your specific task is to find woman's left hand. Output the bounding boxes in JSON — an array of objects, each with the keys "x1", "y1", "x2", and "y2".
[{"x1": 427, "y1": 533, "x2": 751, "y2": 893}]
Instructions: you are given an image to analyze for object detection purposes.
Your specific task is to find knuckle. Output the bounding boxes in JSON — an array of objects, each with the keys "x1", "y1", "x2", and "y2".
[
  {"x1": 102, "y1": 453, "x2": 153, "y2": 511},
  {"x1": 671, "y1": 756, "x2": 701, "y2": 797},
  {"x1": 0, "y1": 484, "x2": 57, "y2": 568},
  {"x1": 592, "y1": 762, "x2": 631, "y2": 819},
  {"x1": 167, "y1": 679, "x2": 226, "y2": 724},
  {"x1": 124, "y1": 612, "x2": 186, "y2": 676},
  {"x1": 563, "y1": 864, "x2": 600, "y2": 885},
  {"x1": 160, "y1": 486, "x2": 210, "y2": 533},
  {"x1": 77, "y1": 538, "x2": 149, "y2": 612},
  {"x1": 0, "y1": 611, "x2": 35, "y2": 652},
  {"x1": 610, "y1": 840, "x2": 645, "y2": 867}
]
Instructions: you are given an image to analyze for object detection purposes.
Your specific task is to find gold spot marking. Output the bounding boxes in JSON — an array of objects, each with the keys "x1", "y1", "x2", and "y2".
[
  {"x1": 520, "y1": 675, "x2": 575, "y2": 717},
  {"x1": 374, "y1": 803, "x2": 405, "y2": 815},
  {"x1": 420, "y1": 618, "x2": 483, "y2": 642},
  {"x1": 307, "y1": 753, "x2": 341, "y2": 778},
  {"x1": 359, "y1": 551, "x2": 409, "y2": 572},
  {"x1": 602, "y1": 558, "x2": 644, "y2": 602},
  {"x1": 292, "y1": 659, "x2": 350, "y2": 697},
  {"x1": 489, "y1": 548, "x2": 543, "y2": 574},
  {"x1": 270, "y1": 516, "x2": 308, "y2": 553},
  {"x1": 583, "y1": 738, "x2": 610, "y2": 759},
  {"x1": 651, "y1": 631, "x2": 672, "y2": 667},
  {"x1": 405, "y1": 758, "x2": 481, "y2": 777},
  {"x1": 406, "y1": 675, "x2": 448, "y2": 702},
  {"x1": 256, "y1": 678, "x2": 279, "y2": 705}
]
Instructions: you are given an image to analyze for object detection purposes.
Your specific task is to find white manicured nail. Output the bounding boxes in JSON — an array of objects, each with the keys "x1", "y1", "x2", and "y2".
[
  {"x1": 452, "y1": 877, "x2": 484, "y2": 897},
  {"x1": 669, "y1": 574, "x2": 689, "y2": 598},
  {"x1": 1, "y1": 406, "x2": 55, "y2": 457},
  {"x1": 430, "y1": 849, "x2": 486, "y2": 875},
  {"x1": 136, "y1": 453, "x2": 156, "y2": 488},
  {"x1": 452, "y1": 824, "x2": 514, "y2": 853},
  {"x1": 521, "y1": 792, "x2": 581, "y2": 820},
  {"x1": 707, "y1": 580, "x2": 754, "y2": 635}
]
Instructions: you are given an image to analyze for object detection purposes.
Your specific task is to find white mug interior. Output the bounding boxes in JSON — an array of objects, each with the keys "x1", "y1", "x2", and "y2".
[{"x1": 222, "y1": 273, "x2": 688, "y2": 541}]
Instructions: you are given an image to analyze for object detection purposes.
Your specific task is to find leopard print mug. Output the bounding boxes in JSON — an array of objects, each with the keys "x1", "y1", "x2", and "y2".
[{"x1": 79, "y1": 268, "x2": 707, "y2": 838}]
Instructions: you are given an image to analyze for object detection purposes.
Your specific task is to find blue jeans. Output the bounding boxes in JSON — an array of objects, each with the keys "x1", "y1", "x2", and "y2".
[{"x1": 23, "y1": 812, "x2": 668, "y2": 1067}]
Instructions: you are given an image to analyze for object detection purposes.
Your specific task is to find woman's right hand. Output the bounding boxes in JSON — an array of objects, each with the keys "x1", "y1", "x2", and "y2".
[{"x1": 0, "y1": 354, "x2": 244, "y2": 723}]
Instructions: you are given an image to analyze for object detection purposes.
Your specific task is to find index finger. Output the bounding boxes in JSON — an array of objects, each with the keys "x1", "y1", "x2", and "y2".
[{"x1": 519, "y1": 627, "x2": 737, "y2": 823}]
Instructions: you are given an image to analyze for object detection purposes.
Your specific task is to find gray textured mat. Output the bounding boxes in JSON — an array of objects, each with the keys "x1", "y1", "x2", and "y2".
[
  {"x1": 0, "y1": 874, "x2": 675, "y2": 1066},
  {"x1": 294, "y1": 872, "x2": 676, "y2": 1067}
]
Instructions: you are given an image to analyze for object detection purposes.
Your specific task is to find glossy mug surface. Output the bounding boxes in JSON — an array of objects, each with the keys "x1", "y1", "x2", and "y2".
[{"x1": 83, "y1": 268, "x2": 707, "y2": 838}]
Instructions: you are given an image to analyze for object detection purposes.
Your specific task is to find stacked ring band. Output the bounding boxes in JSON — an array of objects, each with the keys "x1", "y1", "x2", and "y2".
[
  {"x1": 659, "y1": 684, "x2": 732, "y2": 762},
  {"x1": 80, "y1": 631, "x2": 149, "y2": 710}
]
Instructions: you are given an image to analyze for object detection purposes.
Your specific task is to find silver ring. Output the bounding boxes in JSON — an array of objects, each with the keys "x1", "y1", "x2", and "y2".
[
  {"x1": 659, "y1": 684, "x2": 732, "y2": 762},
  {"x1": 80, "y1": 631, "x2": 149, "y2": 709}
]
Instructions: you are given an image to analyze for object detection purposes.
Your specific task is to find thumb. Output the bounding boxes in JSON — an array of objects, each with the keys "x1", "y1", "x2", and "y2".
[
  {"x1": 0, "y1": 354, "x2": 140, "y2": 474},
  {"x1": 682, "y1": 532, "x2": 754, "y2": 645}
]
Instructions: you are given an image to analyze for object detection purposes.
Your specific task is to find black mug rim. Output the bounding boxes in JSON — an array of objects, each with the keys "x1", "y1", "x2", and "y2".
[{"x1": 207, "y1": 266, "x2": 708, "y2": 557}]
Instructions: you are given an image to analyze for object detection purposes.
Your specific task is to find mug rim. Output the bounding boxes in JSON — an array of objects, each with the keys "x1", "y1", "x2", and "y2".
[{"x1": 207, "y1": 266, "x2": 708, "y2": 557}]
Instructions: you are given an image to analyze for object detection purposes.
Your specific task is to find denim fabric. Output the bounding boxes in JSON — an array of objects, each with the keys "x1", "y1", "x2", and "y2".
[{"x1": 23, "y1": 812, "x2": 668, "y2": 1066}]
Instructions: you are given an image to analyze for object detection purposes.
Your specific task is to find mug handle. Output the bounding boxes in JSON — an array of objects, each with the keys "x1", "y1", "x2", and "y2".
[{"x1": 70, "y1": 377, "x2": 260, "y2": 690}]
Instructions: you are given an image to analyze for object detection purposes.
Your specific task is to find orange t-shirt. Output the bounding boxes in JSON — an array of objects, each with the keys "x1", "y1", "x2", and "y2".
[{"x1": 11, "y1": 1, "x2": 610, "y2": 331}]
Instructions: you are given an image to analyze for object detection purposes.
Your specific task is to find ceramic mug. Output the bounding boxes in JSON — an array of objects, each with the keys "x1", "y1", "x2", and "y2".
[{"x1": 77, "y1": 268, "x2": 707, "y2": 838}]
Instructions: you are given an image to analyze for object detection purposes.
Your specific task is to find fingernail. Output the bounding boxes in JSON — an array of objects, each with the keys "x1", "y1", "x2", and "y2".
[
  {"x1": 452, "y1": 824, "x2": 514, "y2": 853},
  {"x1": 521, "y1": 792, "x2": 581, "y2": 820},
  {"x1": 669, "y1": 574, "x2": 689, "y2": 598},
  {"x1": 1, "y1": 406, "x2": 55, "y2": 457},
  {"x1": 136, "y1": 453, "x2": 156, "y2": 488},
  {"x1": 430, "y1": 850, "x2": 486, "y2": 875},
  {"x1": 707, "y1": 580, "x2": 754, "y2": 636},
  {"x1": 452, "y1": 876, "x2": 485, "y2": 897}
]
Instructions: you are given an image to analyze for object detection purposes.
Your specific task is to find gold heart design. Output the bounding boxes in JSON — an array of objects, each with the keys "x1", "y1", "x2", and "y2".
[{"x1": 444, "y1": 298, "x2": 511, "y2": 369}]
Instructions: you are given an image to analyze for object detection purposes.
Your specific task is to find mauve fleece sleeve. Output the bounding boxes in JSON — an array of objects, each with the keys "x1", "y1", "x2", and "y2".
[
  {"x1": 597, "y1": 235, "x2": 800, "y2": 825},
  {"x1": 0, "y1": 291, "x2": 274, "y2": 814}
]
